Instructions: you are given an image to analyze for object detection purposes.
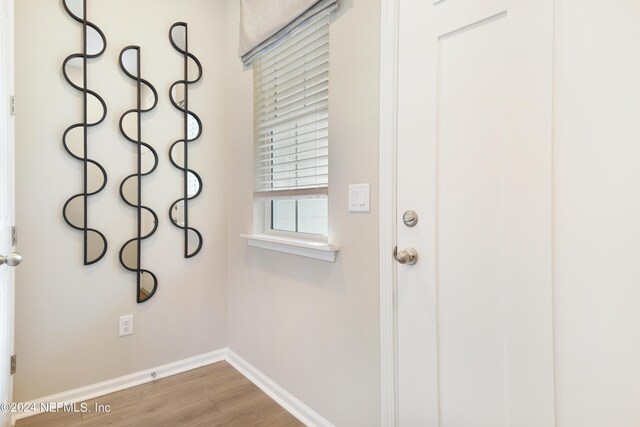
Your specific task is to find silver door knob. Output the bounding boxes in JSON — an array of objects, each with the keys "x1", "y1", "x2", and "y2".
[
  {"x1": 395, "y1": 247, "x2": 418, "y2": 265},
  {"x1": 0, "y1": 252, "x2": 22, "y2": 267}
]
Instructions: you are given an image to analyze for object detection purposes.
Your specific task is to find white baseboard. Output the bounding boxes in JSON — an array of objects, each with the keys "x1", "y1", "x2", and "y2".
[
  {"x1": 11, "y1": 348, "x2": 333, "y2": 427},
  {"x1": 226, "y1": 349, "x2": 334, "y2": 427},
  {"x1": 10, "y1": 348, "x2": 226, "y2": 426}
]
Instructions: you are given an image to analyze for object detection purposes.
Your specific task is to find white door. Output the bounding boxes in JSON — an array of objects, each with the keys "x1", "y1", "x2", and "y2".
[
  {"x1": 0, "y1": 0, "x2": 16, "y2": 425},
  {"x1": 396, "y1": 0, "x2": 555, "y2": 425}
]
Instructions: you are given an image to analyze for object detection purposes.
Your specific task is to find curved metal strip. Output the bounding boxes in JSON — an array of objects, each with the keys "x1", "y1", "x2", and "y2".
[
  {"x1": 168, "y1": 22, "x2": 203, "y2": 258},
  {"x1": 61, "y1": 0, "x2": 108, "y2": 265},
  {"x1": 118, "y1": 46, "x2": 159, "y2": 303}
]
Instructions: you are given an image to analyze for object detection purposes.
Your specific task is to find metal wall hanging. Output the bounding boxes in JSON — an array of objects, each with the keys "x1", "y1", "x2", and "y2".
[
  {"x1": 62, "y1": 0, "x2": 108, "y2": 265},
  {"x1": 169, "y1": 22, "x2": 203, "y2": 258},
  {"x1": 118, "y1": 46, "x2": 159, "y2": 303}
]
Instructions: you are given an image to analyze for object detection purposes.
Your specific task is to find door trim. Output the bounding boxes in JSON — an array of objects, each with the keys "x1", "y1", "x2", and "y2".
[
  {"x1": 0, "y1": 0, "x2": 15, "y2": 426},
  {"x1": 379, "y1": 0, "x2": 399, "y2": 425}
]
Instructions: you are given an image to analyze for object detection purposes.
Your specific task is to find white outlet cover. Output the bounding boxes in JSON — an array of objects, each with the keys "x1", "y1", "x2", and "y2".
[{"x1": 119, "y1": 314, "x2": 134, "y2": 337}]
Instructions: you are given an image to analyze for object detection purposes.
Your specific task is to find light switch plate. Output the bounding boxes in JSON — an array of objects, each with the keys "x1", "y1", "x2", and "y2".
[{"x1": 348, "y1": 184, "x2": 370, "y2": 212}]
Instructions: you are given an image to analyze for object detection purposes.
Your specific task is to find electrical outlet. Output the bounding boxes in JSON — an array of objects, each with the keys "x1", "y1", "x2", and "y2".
[{"x1": 119, "y1": 315, "x2": 134, "y2": 337}]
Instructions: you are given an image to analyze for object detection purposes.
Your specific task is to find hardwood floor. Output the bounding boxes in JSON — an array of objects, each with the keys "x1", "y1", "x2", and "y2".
[{"x1": 16, "y1": 361, "x2": 304, "y2": 427}]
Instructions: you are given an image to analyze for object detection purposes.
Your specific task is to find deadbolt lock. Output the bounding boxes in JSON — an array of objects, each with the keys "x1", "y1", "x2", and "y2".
[{"x1": 402, "y1": 210, "x2": 418, "y2": 227}]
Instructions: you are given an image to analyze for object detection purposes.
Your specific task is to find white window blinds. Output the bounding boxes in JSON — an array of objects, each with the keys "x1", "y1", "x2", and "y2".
[
  {"x1": 239, "y1": 0, "x2": 338, "y2": 65},
  {"x1": 253, "y1": 15, "x2": 329, "y2": 198}
]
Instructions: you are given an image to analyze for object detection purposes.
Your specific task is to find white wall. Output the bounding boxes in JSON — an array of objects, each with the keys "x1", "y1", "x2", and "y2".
[
  {"x1": 554, "y1": 1, "x2": 640, "y2": 426},
  {"x1": 225, "y1": 0, "x2": 381, "y2": 425},
  {"x1": 14, "y1": 0, "x2": 228, "y2": 401}
]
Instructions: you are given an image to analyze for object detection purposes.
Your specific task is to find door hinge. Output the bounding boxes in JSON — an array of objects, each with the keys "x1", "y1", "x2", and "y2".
[
  {"x1": 9, "y1": 96, "x2": 16, "y2": 116},
  {"x1": 11, "y1": 226, "x2": 17, "y2": 246},
  {"x1": 10, "y1": 355, "x2": 16, "y2": 375}
]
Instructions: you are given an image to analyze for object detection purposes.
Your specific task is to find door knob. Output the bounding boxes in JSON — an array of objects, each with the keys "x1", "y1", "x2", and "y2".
[
  {"x1": 0, "y1": 252, "x2": 23, "y2": 267},
  {"x1": 395, "y1": 247, "x2": 418, "y2": 265}
]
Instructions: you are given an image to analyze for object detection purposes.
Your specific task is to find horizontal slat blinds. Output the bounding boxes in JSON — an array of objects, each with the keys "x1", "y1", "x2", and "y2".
[
  {"x1": 239, "y1": 0, "x2": 338, "y2": 66},
  {"x1": 254, "y1": 15, "x2": 330, "y2": 197}
]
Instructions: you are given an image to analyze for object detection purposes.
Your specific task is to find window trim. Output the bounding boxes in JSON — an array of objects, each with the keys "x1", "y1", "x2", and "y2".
[
  {"x1": 246, "y1": 15, "x2": 337, "y2": 259},
  {"x1": 240, "y1": 233, "x2": 339, "y2": 262}
]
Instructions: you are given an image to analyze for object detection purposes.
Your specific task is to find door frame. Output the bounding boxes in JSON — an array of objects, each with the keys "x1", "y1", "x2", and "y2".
[
  {"x1": 379, "y1": 0, "x2": 399, "y2": 425},
  {"x1": 0, "y1": 0, "x2": 15, "y2": 425}
]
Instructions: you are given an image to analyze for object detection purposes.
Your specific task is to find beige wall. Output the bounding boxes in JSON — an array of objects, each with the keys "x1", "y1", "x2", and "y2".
[
  {"x1": 14, "y1": 0, "x2": 382, "y2": 422},
  {"x1": 554, "y1": 1, "x2": 640, "y2": 425},
  {"x1": 14, "y1": 0, "x2": 228, "y2": 401},
  {"x1": 225, "y1": 0, "x2": 381, "y2": 425}
]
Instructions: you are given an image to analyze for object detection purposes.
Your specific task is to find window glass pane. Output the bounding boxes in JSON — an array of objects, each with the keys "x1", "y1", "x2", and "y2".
[
  {"x1": 298, "y1": 198, "x2": 328, "y2": 236},
  {"x1": 272, "y1": 200, "x2": 296, "y2": 232}
]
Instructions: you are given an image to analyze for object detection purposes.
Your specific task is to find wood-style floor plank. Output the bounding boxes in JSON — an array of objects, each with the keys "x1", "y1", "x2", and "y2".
[
  {"x1": 14, "y1": 409, "x2": 82, "y2": 427},
  {"x1": 126, "y1": 398, "x2": 221, "y2": 427},
  {"x1": 194, "y1": 394, "x2": 301, "y2": 427},
  {"x1": 208, "y1": 381, "x2": 265, "y2": 413},
  {"x1": 15, "y1": 361, "x2": 303, "y2": 427},
  {"x1": 80, "y1": 363, "x2": 236, "y2": 422}
]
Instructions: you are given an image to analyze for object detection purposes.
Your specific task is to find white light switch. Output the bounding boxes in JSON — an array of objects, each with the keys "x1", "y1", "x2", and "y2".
[{"x1": 348, "y1": 184, "x2": 370, "y2": 212}]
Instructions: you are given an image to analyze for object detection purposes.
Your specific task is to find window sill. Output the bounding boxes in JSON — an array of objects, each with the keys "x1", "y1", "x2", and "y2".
[{"x1": 240, "y1": 234, "x2": 340, "y2": 262}]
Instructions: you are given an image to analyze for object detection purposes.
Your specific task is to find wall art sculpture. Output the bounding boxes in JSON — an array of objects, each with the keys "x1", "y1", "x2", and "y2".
[
  {"x1": 62, "y1": 0, "x2": 108, "y2": 265},
  {"x1": 118, "y1": 46, "x2": 159, "y2": 303},
  {"x1": 169, "y1": 22, "x2": 203, "y2": 258}
]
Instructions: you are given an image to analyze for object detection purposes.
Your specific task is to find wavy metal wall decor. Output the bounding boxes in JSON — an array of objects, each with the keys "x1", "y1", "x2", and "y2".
[
  {"x1": 61, "y1": 0, "x2": 108, "y2": 265},
  {"x1": 169, "y1": 22, "x2": 203, "y2": 258},
  {"x1": 118, "y1": 46, "x2": 159, "y2": 303}
]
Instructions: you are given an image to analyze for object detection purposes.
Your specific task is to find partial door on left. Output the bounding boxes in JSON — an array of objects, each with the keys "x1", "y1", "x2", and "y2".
[{"x1": 0, "y1": 0, "x2": 18, "y2": 426}]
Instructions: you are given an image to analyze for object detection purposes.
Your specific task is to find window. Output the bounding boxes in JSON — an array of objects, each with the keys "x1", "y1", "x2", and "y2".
[{"x1": 253, "y1": 15, "x2": 330, "y2": 240}]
